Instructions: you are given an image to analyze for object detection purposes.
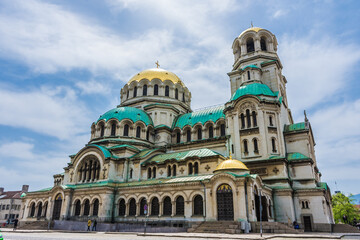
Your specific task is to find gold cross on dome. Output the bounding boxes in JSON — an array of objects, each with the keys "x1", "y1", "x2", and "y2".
[{"x1": 155, "y1": 60, "x2": 160, "y2": 68}]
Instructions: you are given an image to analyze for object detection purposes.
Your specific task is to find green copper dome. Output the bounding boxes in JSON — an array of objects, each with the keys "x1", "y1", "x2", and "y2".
[
  {"x1": 96, "y1": 107, "x2": 153, "y2": 126},
  {"x1": 230, "y1": 83, "x2": 277, "y2": 101}
]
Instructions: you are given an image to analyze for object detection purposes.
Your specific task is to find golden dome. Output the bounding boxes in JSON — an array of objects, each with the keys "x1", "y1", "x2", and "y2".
[
  {"x1": 128, "y1": 68, "x2": 184, "y2": 86},
  {"x1": 214, "y1": 157, "x2": 249, "y2": 172},
  {"x1": 239, "y1": 27, "x2": 263, "y2": 37}
]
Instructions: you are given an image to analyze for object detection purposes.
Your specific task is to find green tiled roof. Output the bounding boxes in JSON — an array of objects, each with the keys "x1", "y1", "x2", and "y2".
[
  {"x1": 96, "y1": 107, "x2": 153, "y2": 126},
  {"x1": 87, "y1": 144, "x2": 113, "y2": 158},
  {"x1": 287, "y1": 152, "x2": 309, "y2": 161},
  {"x1": 142, "y1": 148, "x2": 221, "y2": 165},
  {"x1": 106, "y1": 144, "x2": 139, "y2": 151},
  {"x1": 317, "y1": 182, "x2": 328, "y2": 190},
  {"x1": 242, "y1": 64, "x2": 260, "y2": 70},
  {"x1": 284, "y1": 122, "x2": 307, "y2": 132},
  {"x1": 172, "y1": 105, "x2": 225, "y2": 129},
  {"x1": 130, "y1": 148, "x2": 160, "y2": 159},
  {"x1": 154, "y1": 124, "x2": 171, "y2": 129},
  {"x1": 230, "y1": 83, "x2": 277, "y2": 101}
]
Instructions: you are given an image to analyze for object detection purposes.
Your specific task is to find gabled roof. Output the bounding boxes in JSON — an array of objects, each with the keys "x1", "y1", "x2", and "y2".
[
  {"x1": 230, "y1": 83, "x2": 277, "y2": 101},
  {"x1": 172, "y1": 105, "x2": 225, "y2": 129},
  {"x1": 0, "y1": 191, "x2": 22, "y2": 199},
  {"x1": 141, "y1": 148, "x2": 221, "y2": 166}
]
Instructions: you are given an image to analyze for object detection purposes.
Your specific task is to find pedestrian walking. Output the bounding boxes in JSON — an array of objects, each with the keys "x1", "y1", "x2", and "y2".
[
  {"x1": 87, "y1": 219, "x2": 92, "y2": 231},
  {"x1": 13, "y1": 218, "x2": 18, "y2": 231},
  {"x1": 92, "y1": 219, "x2": 97, "y2": 231}
]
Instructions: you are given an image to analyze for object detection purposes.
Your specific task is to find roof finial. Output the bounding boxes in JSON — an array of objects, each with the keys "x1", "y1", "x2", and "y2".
[
  {"x1": 251, "y1": 21, "x2": 253, "y2": 28},
  {"x1": 155, "y1": 60, "x2": 160, "y2": 68},
  {"x1": 229, "y1": 149, "x2": 233, "y2": 160},
  {"x1": 304, "y1": 110, "x2": 309, "y2": 122}
]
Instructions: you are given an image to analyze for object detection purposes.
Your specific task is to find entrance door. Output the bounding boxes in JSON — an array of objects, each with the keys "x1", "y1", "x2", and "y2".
[
  {"x1": 303, "y1": 216, "x2": 312, "y2": 232},
  {"x1": 261, "y1": 196, "x2": 268, "y2": 221},
  {"x1": 52, "y1": 194, "x2": 63, "y2": 220},
  {"x1": 217, "y1": 184, "x2": 234, "y2": 221}
]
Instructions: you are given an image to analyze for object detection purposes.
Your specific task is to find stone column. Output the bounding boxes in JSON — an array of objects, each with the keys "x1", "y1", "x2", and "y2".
[
  {"x1": 171, "y1": 201, "x2": 176, "y2": 217},
  {"x1": 233, "y1": 113, "x2": 241, "y2": 158}
]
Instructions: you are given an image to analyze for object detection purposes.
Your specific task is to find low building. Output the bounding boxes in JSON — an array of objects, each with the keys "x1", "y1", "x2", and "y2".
[{"x1": 0, "y1": 185, "x2": 28, "y2": 224}]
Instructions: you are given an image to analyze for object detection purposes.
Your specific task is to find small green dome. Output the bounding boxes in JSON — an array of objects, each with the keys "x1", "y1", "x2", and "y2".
[
  {"x1": 230, "y1": 83, "x2": 277, "y2": 101},
  {"x1": 20, "y1": 192, "x2": 26, "y2": 198},
  {"x1": 97, "y1": 107, "x2": 153, "y2": 126},
  {"x1": 242, "y1": 64, "x2": 260, "y2": 70}
]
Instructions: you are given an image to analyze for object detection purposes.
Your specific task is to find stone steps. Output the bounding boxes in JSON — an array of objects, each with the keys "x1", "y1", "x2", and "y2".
[
  {"x1": 188, "y1": 221, "x2": 243, "y2": 234},
  {"x1": 252, "y1": 222, "x2": 304, "y2": 234},
  {"x1": 332, "y1": 223, "x2": 360, "y2": 233},
  {"x1": 19, "y1": 221, "x2": 51, "y2": 230}
]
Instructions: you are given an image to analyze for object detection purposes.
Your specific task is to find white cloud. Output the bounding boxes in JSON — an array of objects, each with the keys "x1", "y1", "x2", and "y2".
[
  {"x1": 0, "y1": 141, "x2": 35, "y2": 160},
  {"x1": 272, "y1": 9, "x2": 287, "y2": 19},
  {"x1": 76, "y1": 80, "x2": 111, "y2": 95},
  {"x1": 0, "y1": 86, "x2": 90, "y2": 140}
]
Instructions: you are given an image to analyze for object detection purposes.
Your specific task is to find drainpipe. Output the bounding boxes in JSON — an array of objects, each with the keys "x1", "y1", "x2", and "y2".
[
  {"x1": 200, "y1": 181, "x2": 206, "y2": 220},
  {"x1": 244, "y1": 177, "x2": 249, "y2": 222}
]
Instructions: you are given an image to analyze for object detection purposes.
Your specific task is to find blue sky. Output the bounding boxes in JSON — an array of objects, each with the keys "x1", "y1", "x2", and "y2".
[{"x1": 0, "y1": 0, "x2": 359, "y2": 195}]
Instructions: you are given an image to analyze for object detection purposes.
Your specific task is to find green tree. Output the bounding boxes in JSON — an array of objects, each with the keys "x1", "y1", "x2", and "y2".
[{"x1": 332, "y1": 192, "x2": 360, "y2": 224}]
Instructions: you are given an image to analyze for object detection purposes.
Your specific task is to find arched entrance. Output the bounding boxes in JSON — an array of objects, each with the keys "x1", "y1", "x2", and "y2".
[
  {"x1": 217, "y1": 184, "x2": 234, "y2": 221},
  {"x1": 52, "y1": 194, "x2": 63, "y2": 220}
]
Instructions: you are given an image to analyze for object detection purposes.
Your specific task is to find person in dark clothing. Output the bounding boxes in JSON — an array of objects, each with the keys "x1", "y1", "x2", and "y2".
[
  {"x1": 92, "y1": 219, "x2": 97, "y2": 231},
  {"x1": 13, "y1": 218, "x2": 19, "y2": 231}
]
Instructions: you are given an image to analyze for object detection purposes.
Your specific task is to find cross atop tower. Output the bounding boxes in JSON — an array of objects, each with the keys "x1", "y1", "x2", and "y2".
[{"x1": 155, "y1": 60, "x2": 160, "y2": 68}]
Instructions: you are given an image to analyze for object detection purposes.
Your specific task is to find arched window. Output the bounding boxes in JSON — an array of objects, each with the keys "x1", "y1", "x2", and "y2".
[
  {"x1": 186, "y1": 129, "x2": 191, "y2": 142},
  {"x1": 271, "y1": 138, "x2": 277, "y2": 152},
  {"x1": 194, "y1": 162, "x2": 199, "y2": 174},
  {"x1": 165, "y1": 86, "x2": 169, "y2": 96},
  {"x1": 193, "y1": 195, "x2": 203, "y2": 216},
  {"x1": 197, "y1": 128, "x2": 202, "y2": 140},
  {"x1": 127, "y1": 90, "x2": 129, "y2": 99},
  {"x1": 140, "y1": 198, "x2": 147, "y2": 216},
  {"x1": 146, "y1": 129, "x2": 150, "y2": 140},
  {"x1": 111, "y1": 123, "x2": 116, "y2": 136},
  {"x1": 260, "y1": 37, "x2": 267, "y2": 51},
  {"x1": 252, "y1": 111, "x2": 257, "y2": 127},
  {"x1": 247, "y1": 71, "x2": 251, "y2": 80},
  {"x1": 176, "y1": 131, "x2": 181, "y2": 143},
  {"x1": 209, "y1": 126, "x2": 214, "y2": 138},
  {"x1": 30, "y1": 203, "x2": 35, "y2": 217},
  {"x1": 136, "y1": 126, "x2": 141, "y2": 138},
  {"x1": 129, "y1": 169, "x2": 133, "y2": 179},
  {"x1": 220, "y1": 124, "x2": 226, "y2": 136},
  {"x1": 163, "y1": 197, "x2": 172, "y2": 215},
  {"x1": 123, "y1": 124, "x2": 129, "y2": 136},
  {"x1": 154, "y1": 84, "x2": 158, "y2": 95},
  {"x1": 43, "y1": 202, "x2": 48, "y2": 217},
  {"x1": 78, "y1": 157, "x2": 100, "y2": 183},
  {"x1": 246, "y1": 109, "x2": 251, "y2": 128},
  {"x1": 246, "y1": 38, "x2": 255, "y2": 53},
  {"x1": 151, "y1": 197, "x2": 159, "y2": 216},
  {"x1": 253, "y1": 138, "x2": 259, "y2": 153},
  {"x1": 147, "y1": 168, "x2": 152, "y2": 179},
  {"x1": 188, "y1": 163, "x2": 193, "y2": 175},
  {"x1": 167, "y1": 165, "x2": 171, "y2": 177},
  {"x1": 175, "y1": 88, "x2": 178, "y2": 99},
  {"x1": 143, "y1": 84, "x2": 147, "y2": 96},
  {"x1": 152, "y1": 167, "x2": 156, "y2": 178},
  {"x1": 74, "y1": 200, "x2": 81, "y2": 216},
  {"x1": 240, "y1": 113, "x2": 245, "y2": 129},
  {"x1": 37, "y1": 202, "x2": 43, "y2": 217},
  {"x1": 129, "y1": 198, "x2": 136, "y2": 216},
  {"x1": 243, "y1": 140, "x2": 248, "y2": 154},
  {"x1": 84, "y1": 199, "x2": 90, "y2": 216},
  {"x1": 100, "y1": 124, "x2": 105, "y2": 137},
  {"x1": 92, "y1": 199, "x2": 99, "y2": 216},
  {"x1": 182, "y1": 93, "x2": 185, "y2": 102},
  {"x1": 176, "y1": 196, "x2": 184, "y2": 215},
  {"x1": 118, "y1": 199, "x2": 126, "y2": 216},
  {"x1": 172, "y1": 165, "x2": 177, "y2": 177},
  {"x1": 133, "y1": 86, "x2": 137, "y2": 97}
]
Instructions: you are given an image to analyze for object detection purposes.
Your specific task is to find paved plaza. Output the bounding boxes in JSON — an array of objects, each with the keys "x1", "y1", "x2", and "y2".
[{"x1": 1, "y1": 230, "x2": 360, "y2": 240}]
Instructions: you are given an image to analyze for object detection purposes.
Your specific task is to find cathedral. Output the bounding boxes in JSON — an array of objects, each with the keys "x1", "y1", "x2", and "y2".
[{"x1": 21, "y1": 27, "x2": 334, "y2": 232}]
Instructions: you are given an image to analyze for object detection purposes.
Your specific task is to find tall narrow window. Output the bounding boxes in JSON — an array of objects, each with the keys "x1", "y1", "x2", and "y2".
[
  {"x1": 272, "y1": 138, "x2": 277, "y2": 152},
  {"x1": 140, "y1": 198, "x2": 147, "y2": 216},
  {"x1": 165, "y1": 86, "x2": 169, "y2": 96},
  {"x1": 188, "y1": 163, "x2": 193, "y2": 175},
  {"x1": 172, "y1": 165, "x2": 176, "y2": 177},
  {"x1": 246, "y1": 38, "x2": 255, "y2": 53},
  {"x1": 247, "y1": 71, "x2": 251, "y2": 80},
  {"x1": 194, "y1": 162, "x2": 199, "y2": 174},
  {"x1": 253, "y1": 138, "x2": 259, "y2": 153},
  {"x1": 269, "y1": 116, "x2": 273, "y2": 126},
  {"x1": 209, "y1": 126, "x2": 213, "y2": 138},
  {"x1": 154, "y1": 84, "x2": 158, "y2": 95},
  {"x1": 118, "y1": 199, "x2": 126, "y2": 216},
  {"x1": 129, "y1": 198, "x2": 136, "y2": 216},
  {"x1": 127, "y1": 90, "x2": 129, "y2": 99},
  {"x1": 123, "y1": 124, "x2": 129, "y2": 136},
  {"x1": 175, "y1": 88, "x2": 178, "y2": 99},
  {"x1": 151, "y1": 197, "x2": 159, "y2": 216},
  {"x1": 243, "y1": 140, "x2": 248, "y2": 154},
  {"x1": 240, "y1": 113, "x2": 245, "y2": 129},
  {"x1": 74, "y1": 200, "x2": 81, "y2": 216},
  {"x1": 231, "y1": 144, "x2": 234, "y2": 154},
  {"x1": 146, "y1": 129, "x2": 150, "y2": 140},
  {"x1": 193, "y1": 195, "x2": 203, "y2": 216},
  {"x1": 176, "y1": 196, "x2": 184, "y2": 215},
  {"x1": 220, "y1": 124, "x2": 226, "y2": 136},
  {"x1": 167, "y1": 165, "x2": 171, "y2": 177},
  {"x1": 246, "y1": 109, "x2": 251, "y2": 128},
  {"x1": 133, "y1": 87, "x2": 137, "y2": 97},
  {"x1": 129, "y1": 169, "x2": 133, "y2": 179},
  {"x1": 176, "y1": 132, "x2": 181, "y2": 143},
  {"x1": 260, "y1": 37, "x2": 267, "y2": 51},
  {"x1": 84, "y1": 199, "x2": 90, "y2": 216},
  {"x1": 252, "y1": 111, "x2": 257, "y2": 127},
  {"x1": 182, "y1": 93, "x2": 185, "y2": 102},
  {"x1": 143, "y1": 84, "x2": 147, "y2": 96},
  {"x1": 152, "y1": 167, "x2": 156, "y2": 178},
  {"x1": 136, "y1": 126, "x2": 141, "y2": 138},
  {"x1": 163, "y1": 197, "x2": 172, "y2": 216},
  {"x1": 93, "y1": 199, "x2": 99, "y2": 216},
  {"x1": 186, "y1": 129, "x2": 191, "y2": 142},
  {"x1": 111, "y1": 123, "x2": 116, "y2": 136},
  {"x1": 197, "y1": 128, "x2": 202, "y2": 140},
  {"x1": 147, "y1": 168, "x2": 152, "y2": 179},
  {"x1": 100, "y1": 124, "x2": 105, "y2": 137}
]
